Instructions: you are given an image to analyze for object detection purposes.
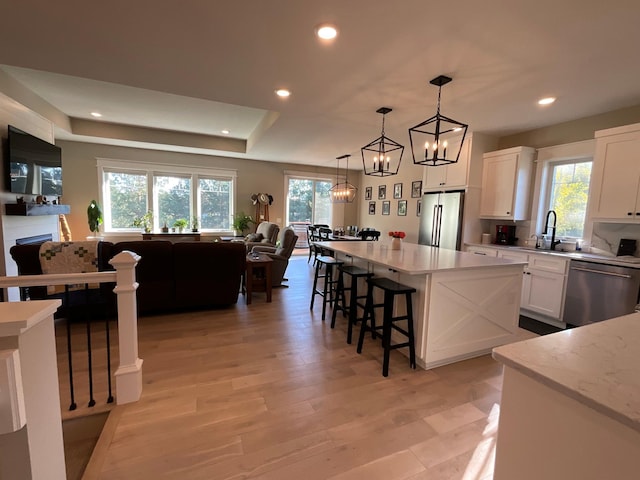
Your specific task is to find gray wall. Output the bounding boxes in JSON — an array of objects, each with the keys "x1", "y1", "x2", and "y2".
[
  {"x1": 58, "y1": 140, "x2": 359, "y2": 239},
  {"x1": 498, "y1": 105, "x2": 640, "y2": 149}
]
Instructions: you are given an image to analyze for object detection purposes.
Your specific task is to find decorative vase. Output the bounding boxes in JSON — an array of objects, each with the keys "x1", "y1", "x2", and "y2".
[{"x1": 391, "y1": 237, "x2": 402, "y2": 250}]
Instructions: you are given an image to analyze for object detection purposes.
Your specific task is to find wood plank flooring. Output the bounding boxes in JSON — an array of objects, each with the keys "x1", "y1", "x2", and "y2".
[{"x1": 73, "y1": 253, "x2": 533, "y2": 479}]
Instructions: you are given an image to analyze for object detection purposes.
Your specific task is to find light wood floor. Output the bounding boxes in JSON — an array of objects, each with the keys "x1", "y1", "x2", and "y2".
[{"x1": 74, "y1": 253, "x2": 528, "y2": 479}]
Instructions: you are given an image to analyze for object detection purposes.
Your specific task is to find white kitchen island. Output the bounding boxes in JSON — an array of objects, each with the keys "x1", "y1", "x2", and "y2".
[
  {"x1": 492, "y1": 313, "x2": 640, "y2": 480},
  {"x1": 318, "y1": 241, "x2": 525, "y2": 369}
]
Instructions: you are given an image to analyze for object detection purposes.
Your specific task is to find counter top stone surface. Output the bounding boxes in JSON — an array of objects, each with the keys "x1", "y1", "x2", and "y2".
[
  {"x1": 493, "y1": 313, "x2": 640, "y2": 433},
  {"x1": 319, "y1": 241, "x2": 524, "y2": 275},
  {"x1": 466, "y1": 242, "x2": 640, "y2": 268}
]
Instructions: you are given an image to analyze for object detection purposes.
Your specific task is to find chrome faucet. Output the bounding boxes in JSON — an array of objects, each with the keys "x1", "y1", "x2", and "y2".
[
  {"x1": 530, "y1": 234, "x2": 540, "y2": 249},
  {"x1": 542, "y1": 210, "x2": 561, "y2": 250}
]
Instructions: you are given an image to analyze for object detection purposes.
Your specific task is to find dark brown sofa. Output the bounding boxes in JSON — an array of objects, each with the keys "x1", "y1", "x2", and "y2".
[{"x1": 10, "y1": 240, "x2": 247, "y2": 314}]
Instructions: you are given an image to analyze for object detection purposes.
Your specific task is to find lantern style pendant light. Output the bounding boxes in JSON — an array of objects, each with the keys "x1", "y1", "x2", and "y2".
[
  {"x1": 361, "y1": 107, "x2": 405, "y2": 177},
  {"x1": 408, "y1": 75, "x2": 468, "y2": 167},
  {"x1": 330, "y1": 154, "x2": 357, "y2": 203}
]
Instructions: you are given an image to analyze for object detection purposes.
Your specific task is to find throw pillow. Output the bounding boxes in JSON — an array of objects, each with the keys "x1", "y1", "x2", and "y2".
[{"x1": 245, "y1": 233, "x2": 263, "y2": 242}]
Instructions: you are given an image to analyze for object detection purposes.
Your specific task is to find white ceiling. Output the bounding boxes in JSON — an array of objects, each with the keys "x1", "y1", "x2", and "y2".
[{"x1": 1, "y1": 0, "x2": 640, "y2": 169}]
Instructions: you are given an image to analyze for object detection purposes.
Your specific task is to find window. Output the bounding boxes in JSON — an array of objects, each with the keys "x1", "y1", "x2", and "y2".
[
  {"x1": 154, "y1": 174, "x2": 191, "y2": 229},
  {"x1": 546, "y1": 160, "x2": 592, "y2": 238},
  {"x1": 103, "y1": 170, "x2": 148, "y2": 229},
  {"x1": 98, "y1": 159, "x2": 236, "y2": 232},
  {"x1": 285, "y1": 176, "x2": 332, "y2": 225},
  {"x1": 199, "y1": 177, "x2": 232, "y2": 229}
]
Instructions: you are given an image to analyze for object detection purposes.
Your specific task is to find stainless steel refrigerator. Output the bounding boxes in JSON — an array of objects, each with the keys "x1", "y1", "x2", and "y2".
[{"x1": 418, "y1": 191, "x2": 465, "y2": 250}]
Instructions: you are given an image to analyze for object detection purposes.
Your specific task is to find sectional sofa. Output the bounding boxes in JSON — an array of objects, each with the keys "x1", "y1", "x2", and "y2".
[{"x1": 10, "y1": 240, "x2": 247, "y2": 314}]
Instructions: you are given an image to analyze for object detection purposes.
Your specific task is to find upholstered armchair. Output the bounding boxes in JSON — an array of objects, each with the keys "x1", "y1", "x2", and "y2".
[
  {"x1": 251, "y1": 227, "x2": 299, "y2": 287},
  {"x1": 244, "y1": 221, "x2": 280, "y2": 252}
]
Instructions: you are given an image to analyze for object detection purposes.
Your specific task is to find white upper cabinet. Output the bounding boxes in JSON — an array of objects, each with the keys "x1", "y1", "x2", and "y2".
[
  {"x1": 423, "y1": 133, "x2": 498, "y2": 192},
  {"x1": 423, "y1": 136, "x2": 468, "y2": 190},
  {"x1": 479, "y1": 146, "x2": 535, "y2": 220},
  {"x1": 589, "y1": 123, "x2": 640, "y2": 221}
]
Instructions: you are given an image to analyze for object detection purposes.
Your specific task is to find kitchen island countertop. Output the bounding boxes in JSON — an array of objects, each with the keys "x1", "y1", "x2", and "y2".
[
  {"x1": 493, "y1": 312, "x2": 640, "y2": 433},
  {"x1": 318, "y1": 241, "x2": 524, "y2": 275}
]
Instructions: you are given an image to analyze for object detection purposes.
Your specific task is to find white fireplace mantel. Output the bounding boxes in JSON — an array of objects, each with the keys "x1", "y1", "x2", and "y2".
[{"x1": 0, "y1": 214, "x2": 60, "y2": 301}]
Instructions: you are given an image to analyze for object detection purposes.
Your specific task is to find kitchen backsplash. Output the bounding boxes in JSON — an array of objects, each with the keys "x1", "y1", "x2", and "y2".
[{"x1": 591, "y1": 223, "x2": 640, "y2": 256}]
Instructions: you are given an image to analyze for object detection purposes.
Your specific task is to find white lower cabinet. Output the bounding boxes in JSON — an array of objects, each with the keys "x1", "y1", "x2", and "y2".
[
  {"x1": 521, "y1": 267, "x2": 566, "y2": 318},
  {"x1": 466, "y1": 245, "x2": 569, "y2": 324}
]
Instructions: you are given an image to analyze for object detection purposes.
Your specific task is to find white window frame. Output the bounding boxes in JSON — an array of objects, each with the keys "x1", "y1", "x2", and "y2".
[
  {"x1": 97, "y1": 158, "x2": 237, "y2": 234},
  {"x1": 529, "y1": 140, "x2": 595, "y2": 243},
  {"x1": 284, "y1": 170, "x2": 336, "y2": 226},
  {"x1": 543, "y1": 159, "x2": 592, "y2": 240}
]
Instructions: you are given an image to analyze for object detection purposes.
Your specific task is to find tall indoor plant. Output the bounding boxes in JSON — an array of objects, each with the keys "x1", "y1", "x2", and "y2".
[
  {"x1": 87, "y1": 199, "x2": 103, "y2": 236},
  {"x1": 232, "y1": 212, "x2": 254, "y2": 236}
]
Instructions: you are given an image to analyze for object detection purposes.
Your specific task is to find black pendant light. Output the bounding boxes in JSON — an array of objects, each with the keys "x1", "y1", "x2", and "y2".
[
  {"x1": 330, "y1": 154, "x2": 357, "y2": 203},
  {"x1": 361, "y1": 107, "x2": 404, "y2": 177},
  {"x1": 408, "y1": 75, "x2": 468, "y2": 167}
]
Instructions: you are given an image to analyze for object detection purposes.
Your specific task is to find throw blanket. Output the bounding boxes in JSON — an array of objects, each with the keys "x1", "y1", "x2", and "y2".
[{"x1": 39, "y1": 241, "x2": 99, "y2": 294}]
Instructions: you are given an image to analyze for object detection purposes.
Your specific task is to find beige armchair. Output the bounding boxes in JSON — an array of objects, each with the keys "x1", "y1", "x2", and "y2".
[
  {"x1": 251, "y1": 227, "x2": 298, "y2": 287},
  {"x1": 244, "y1": 221, "x2": 280, "y2": 252}
]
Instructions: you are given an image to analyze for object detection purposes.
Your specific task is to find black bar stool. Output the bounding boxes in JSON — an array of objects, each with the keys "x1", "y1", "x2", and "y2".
[
  {"x1": 331, "y1": 265, "x2": 373, "y2": 344},
  {"x1": 357, "y1": 277, "x2": 417, "y2": 377},
  {"x1": 310, "y1": 255, "x2": 344, "y2": 320}
]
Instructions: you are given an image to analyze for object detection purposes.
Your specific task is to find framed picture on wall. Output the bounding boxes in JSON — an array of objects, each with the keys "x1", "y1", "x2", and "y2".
[
  {"x1": 417, "y1": 199, "x2": 422, "y2": 216},
  {"x1": 411, "y1": 180, "x2": 422, "y2": 198},
  {"x1": 382, "y1": 200, "x2": 390, "y2": 215},
  {"x1": 378, "y1": 185, "x2": 386, "y2": 199},
  {"x1": 393, "y1": 183, "x2": 403, "y2": 199},
  {"x1": 398, "y1": 200, "x2": 407, "y2": 216},
  {"x1": 368, "y1": 201, "x2": 376, "y2": 215},
  {"x1": 365, "y1": 186, "x2": 372, "y2": 200}
]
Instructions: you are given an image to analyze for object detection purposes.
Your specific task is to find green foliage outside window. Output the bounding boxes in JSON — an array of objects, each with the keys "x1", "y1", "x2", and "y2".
[
  {"x1": 103, "y1": 168, "x2": 233, "y2": 232},
  {"x1": 287, "y1": 178, "x2": 332, "y2": 225},
  {"x1": 549, "y1": 161, "x2": 592, "y2": 238},
  {"x1": 107, "y1": 172, "x2": 148, "y2": 229}
]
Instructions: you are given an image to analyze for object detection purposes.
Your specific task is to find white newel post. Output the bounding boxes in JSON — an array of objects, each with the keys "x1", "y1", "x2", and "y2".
[
  {"x1": 0, "y1": 300, "x2": 66, "y2": 480},
  {"x1": 109, "y1": 251, "x2": 144, "y2": 405}
]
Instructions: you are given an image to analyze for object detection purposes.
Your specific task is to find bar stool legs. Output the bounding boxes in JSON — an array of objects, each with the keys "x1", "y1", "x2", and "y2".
[
  {"x1": 331, "y1": 265, "x2": 373, "y2": 344},
  {"x1": 310, "y1": 255, "x2": 343, "y2": 320},
  {"x1": 357, "y1": 277, "x2": 417, "y2": 377}
]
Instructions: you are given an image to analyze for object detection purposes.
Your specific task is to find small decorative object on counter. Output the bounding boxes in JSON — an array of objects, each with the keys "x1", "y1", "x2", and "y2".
[
  {"x1": 389, "y1": 231, "x2": 405, "y2": 250},
  {"x1": 161, "y1": 222, "x2": 169, "y2": 233}
]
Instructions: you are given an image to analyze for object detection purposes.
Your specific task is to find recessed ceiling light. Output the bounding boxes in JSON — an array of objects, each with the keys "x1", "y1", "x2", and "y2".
[
  {"x1": 90, "y1": 112, "x2": 102, "y2": 118},
  {"x1": 275, "y1": 89, "x2": 291, "y2": 98},
  {"x1": 221, "y1": 129, "x2": 230, "y2": 135},
  {"x1": 316, "y1": 24, "x2": 338, "y2": 40},
  {"x1": 538, "y1": 97, "x2": 556, "y2": 106}
]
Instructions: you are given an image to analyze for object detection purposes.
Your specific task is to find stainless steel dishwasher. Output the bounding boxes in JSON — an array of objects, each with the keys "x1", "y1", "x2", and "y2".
[{"x1": 563, "y1": 259, "x2": 640, "y2": 326}]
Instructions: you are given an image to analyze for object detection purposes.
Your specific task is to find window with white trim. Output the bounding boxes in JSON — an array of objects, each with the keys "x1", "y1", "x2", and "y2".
[
  {"x1": 285, "y1": 174, "x2": 332, "y2": 225},
  {"x1": 98, "y1": 159, "x2": 236, "y2": 232},
  {"x1": 545, "y1": 159, "x2": 592, "y2": 239}
]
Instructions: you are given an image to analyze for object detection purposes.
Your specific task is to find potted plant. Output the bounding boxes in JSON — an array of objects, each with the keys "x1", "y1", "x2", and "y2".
[
  {"x1": 133, "y1": 211, "x2": 153, "y2": 233},
  {"x1": 192, "y1": 216, "x2": 199, "y2": 232},
  {"x1": 232, "y1": 212, "x2": 254, "y2": 236},
  {"x1": 173, "y1": 218, "x2": 189, "y2": 233},
  {"x1": 87, "y1": 199, "x2": 103, "y2": 237}
]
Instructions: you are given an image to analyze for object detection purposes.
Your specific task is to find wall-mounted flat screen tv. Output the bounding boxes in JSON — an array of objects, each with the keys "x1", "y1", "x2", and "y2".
[{"x1": 5, "y1": 125, "x2": 62, "y2": 196}]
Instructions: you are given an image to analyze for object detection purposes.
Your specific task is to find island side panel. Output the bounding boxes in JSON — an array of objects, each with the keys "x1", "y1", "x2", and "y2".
[
  {"x1": 494, "y1": 367, "x2": 640, "y2": 480},
  {"x1": 424, "y1": 264, "x2": 523, "y2": 369}
]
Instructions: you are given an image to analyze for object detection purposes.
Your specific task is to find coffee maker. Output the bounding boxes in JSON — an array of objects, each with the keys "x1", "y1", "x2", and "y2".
[{"x1": 495, "y1": 225, "x2": 517, "y2": 245}]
